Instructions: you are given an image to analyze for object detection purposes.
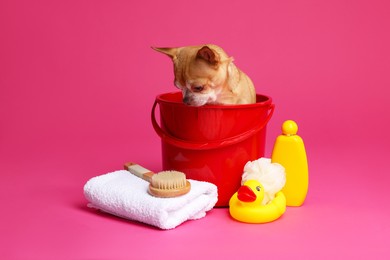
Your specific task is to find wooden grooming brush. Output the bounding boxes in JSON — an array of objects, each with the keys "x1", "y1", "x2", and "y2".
[{"x1": 124, "y1": 162, "x2": 191, "y2": 198}]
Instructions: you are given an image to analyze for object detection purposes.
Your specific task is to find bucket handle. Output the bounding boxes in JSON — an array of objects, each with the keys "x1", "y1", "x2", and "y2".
[{"x1": 151, "y1": 101, "x2": 275, "y2": 150}]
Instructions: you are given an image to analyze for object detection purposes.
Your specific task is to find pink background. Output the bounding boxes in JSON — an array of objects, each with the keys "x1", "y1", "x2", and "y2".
[{"x1": 1, "y1": 0, "x2": 389, "y2": 259}]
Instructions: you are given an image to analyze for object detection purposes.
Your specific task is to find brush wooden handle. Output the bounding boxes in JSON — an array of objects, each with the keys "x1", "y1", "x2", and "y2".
[{"x1": 124, "y1": 162, "x2": 154, "y2": 183}]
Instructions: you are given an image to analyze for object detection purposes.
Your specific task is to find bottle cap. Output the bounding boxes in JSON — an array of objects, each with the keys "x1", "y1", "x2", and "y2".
[{"x1": 282, "y1": 120, "x2": 298, "y2": 136}]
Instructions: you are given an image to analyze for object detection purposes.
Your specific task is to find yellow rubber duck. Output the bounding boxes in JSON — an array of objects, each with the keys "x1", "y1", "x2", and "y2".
[{"x1": 229, "y1": 180, "x2": 286, "y2": 223}]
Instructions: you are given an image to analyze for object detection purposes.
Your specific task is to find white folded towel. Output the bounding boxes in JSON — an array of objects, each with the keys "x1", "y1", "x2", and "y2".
[{"x1": 84, "y1": 170, "x2": 218, "y2": 230}]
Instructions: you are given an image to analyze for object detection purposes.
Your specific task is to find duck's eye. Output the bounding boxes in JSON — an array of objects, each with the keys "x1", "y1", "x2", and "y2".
[{"x1": 256, "y1": 186, "x2": 261, "y2": 191}]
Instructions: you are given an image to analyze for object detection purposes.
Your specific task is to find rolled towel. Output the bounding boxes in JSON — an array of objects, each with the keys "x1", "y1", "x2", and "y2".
[{"x1": 84, "y1": 170, "x2": 218, "y2": 230}]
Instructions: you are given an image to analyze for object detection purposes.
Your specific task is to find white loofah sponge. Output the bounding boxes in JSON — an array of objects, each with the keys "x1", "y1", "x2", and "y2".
[{"x1": 241, "y1": 158, "x2": 286, "y2": 205}]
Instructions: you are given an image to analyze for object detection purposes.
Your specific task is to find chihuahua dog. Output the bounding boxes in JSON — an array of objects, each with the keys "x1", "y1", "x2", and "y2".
[{"x1": 153, "y1": 44, "x2": 256, "y2": 106}]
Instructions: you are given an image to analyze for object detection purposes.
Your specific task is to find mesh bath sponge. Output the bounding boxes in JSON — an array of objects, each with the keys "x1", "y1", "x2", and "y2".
[{"x1": 241, "y1": 158, "x2": 286, "y2": 205}]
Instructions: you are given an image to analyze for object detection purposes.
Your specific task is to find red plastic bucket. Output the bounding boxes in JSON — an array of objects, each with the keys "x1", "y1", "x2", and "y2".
[{"x1": 152, "y1": 92, "x2": 274, "y2": 207}]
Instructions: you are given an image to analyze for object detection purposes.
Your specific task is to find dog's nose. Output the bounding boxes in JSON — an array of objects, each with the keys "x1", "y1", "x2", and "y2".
[
  {"x1": 192, "y1": 85, "x2": 204, "y2": 92},
  {"x1": 182, "y1": 95, "x2": 191, "y2": 104}
]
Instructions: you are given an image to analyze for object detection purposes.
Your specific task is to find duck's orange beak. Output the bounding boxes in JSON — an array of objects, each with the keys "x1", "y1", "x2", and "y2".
[{"x1": 237, "y1": 185, "x2": 257, "y2": 202}]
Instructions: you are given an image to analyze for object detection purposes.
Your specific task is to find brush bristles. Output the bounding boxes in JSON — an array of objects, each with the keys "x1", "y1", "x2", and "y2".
[{"x1": 151, "y1": 171, "x2": 187, "y2": 190}]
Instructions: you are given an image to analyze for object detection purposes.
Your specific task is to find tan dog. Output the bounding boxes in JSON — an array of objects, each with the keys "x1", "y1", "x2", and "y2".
[{"x1": 153, "y1": 44, "x2": 256, "y2": 106}]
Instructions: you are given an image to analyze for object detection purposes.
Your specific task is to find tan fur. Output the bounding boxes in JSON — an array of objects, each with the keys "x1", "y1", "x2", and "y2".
[{"x1": 153, "y1": 44, "x2": 256, "y2": 106}]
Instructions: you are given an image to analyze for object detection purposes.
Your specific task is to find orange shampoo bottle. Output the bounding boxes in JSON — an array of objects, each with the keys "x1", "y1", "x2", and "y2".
[{"x1": 271, "y1": 120, "x2": 308, "y2": 206}]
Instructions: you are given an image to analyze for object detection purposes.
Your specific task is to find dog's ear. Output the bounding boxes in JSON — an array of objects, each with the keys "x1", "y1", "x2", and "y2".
[
  {"x1": 196, "y1": 46, "x2": 219, "y2": 66},
  {"x1": 152, "y1": 47, "x2": 178, "y2": 59}
]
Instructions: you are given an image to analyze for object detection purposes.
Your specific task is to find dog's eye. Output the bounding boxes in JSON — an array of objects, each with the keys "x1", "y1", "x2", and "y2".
[{"x1": 192, "y1": 86, "x2": 204, "y2": 92}]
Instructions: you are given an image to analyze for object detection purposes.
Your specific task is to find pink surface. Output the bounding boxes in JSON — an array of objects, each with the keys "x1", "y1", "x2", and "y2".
[{"x1": 1, "y1": 0, "x2": 389, "y2": 259}]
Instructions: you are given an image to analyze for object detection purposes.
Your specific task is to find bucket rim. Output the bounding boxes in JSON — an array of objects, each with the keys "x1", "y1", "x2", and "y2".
[{"x1": 155, "y1": 91, "x2": 272, "y2": 109}]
